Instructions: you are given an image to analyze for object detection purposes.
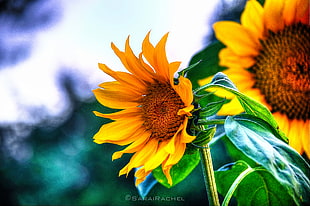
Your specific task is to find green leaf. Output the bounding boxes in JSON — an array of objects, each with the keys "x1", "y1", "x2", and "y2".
[
  {"x1": 199, "y1": 98, "x2": 230, "y2": 118},
  {"x1": 177, "y1": 60, "x2": 202, "y2": 77},
  {"x1": 221, "y1": 134, "x2": 258, "y2": 168},
  {"x1": 152, "y1": 150, "x2": 200, "y2": 188},
  {"x1": 186, "y1": 41, "x2": 226, "y2": 88},
  {"x1": 208, "y1": 72, "x2": 238, "y2": 90},
  {"x1": 216, "y1": 161, "x2": 296, "y2": 206},
  {"x1": 224, "y1": 115, "x2": 310, "y2": 205},
  {"x1": 200, "y1": 72, "x2": 287, "y2": 142}
]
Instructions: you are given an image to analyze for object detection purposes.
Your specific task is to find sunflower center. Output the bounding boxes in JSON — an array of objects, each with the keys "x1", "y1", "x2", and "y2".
[
  {"x1": 141, "y1": 82, "x2": 185, "y2": 140},
  {"x1": 250, "y1": 22, "x2": 310, "y2": 121}
]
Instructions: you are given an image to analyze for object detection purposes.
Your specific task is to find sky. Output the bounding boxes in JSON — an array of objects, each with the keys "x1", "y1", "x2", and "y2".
[{"x1": 0, "y1": 0, "x2": 219, "y2": 125}]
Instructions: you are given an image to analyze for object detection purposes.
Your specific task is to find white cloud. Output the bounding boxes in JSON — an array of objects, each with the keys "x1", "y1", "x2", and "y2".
[{"x1": 0, "y1": 0, "x2": 218, "y2": 124}]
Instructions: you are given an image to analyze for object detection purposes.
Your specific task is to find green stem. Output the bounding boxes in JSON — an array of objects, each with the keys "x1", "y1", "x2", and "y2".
[
  {"x1": 198, "y1": 119, "x2": 225, "y2": 125},
  {"x1": 199, "y1": 144, "x2": 220, "y2": 206},
  {"x1": 222, "y1": 167, "x2": 254, "y2": 206}
]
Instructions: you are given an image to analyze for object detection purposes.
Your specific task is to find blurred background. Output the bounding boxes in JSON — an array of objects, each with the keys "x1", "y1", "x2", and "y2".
[{"x1": 0, "y1": 0, "x2": 246, "y2": 205}]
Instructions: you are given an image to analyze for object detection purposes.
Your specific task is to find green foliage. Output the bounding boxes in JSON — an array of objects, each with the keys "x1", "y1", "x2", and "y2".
[
  {"x1": 192, "y1": 126, "x2": 217, "y2": 147},
  {"x1": 152, "y1": 150, "x2": 200, "y2": 188},
  {"x1": 224, "y1": 115, "x2": 310, "y2": 205},
  {"x1": 189, "y1": 70, "x2": 310, "y2": 205},
  {"x1": 201, "y1": 72, "x2": 288, "y2": 142},
  {"x1": 185, "y1": 41, "x2": 226, "y2": 88},
  {"x1": 216, "y1": 161, "x2": 295, "y2": 206}
]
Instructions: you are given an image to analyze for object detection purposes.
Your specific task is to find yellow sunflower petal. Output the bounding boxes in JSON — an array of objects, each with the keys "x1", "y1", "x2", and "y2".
[
  {"x1": 177, "y1": 105, "x2": 194, "y2": 116},
  {"x1": 287, "y1": 119, "x2": 303, "y2": 154},
  {"x1": 180, "y1": 119, "x2": 196, "y2": 143},
  {"x1": 93, "y1": 107, "x2": 141, "y2": 120},
  {"x1": 213, "y1": 21, "x2": 261, "y2": 56},
  {"x1": 162, "y1": 140, "x2": 186, "y2": 186},
  {"x1": 169, "y1": 61, "x2": 182, "y2": 85},
  {"x1": 283, "y1": 0, "x2": 309, "y2": 25},
  {"x1": 138, "y1": 52, "x2": 155, "y2": 73},
  {"x1": 263, "y1": 0, "x2": 285, "y2": 32},
  {"x1": 93, "y1": 88, "x2": 140, "y2": 109},
  {"x1": 94, "y1": 32, "x2": 196, "y2": 186},
  {"x1": 98, "y1": 63, "x2": 146, "y2": 92},
  {"x1": 173, "y1": 76, "x2": 194, "y2": 106},
  {"x1": 165, "y1": 135, "x2": 178, "y2": 154},
  {"x1": 124, "y1": 38, "x2": 156, "y2": 83},
  {"x1": 119, "y1": 164, "x2": 129, "y2": 177},
  {"x1": 203, "y1": 86, "x2": 235, "y2": 100},
  {"x1": 222, "y1": 68, "x2": 256, "y2": 90},
  {"x1": 124, "y1": 138, "x2": 159, "y2": 173},
  {"x1": 144, "y1": 141, "x2": 170, "y2": 172},
  {"x1": 273, "y1": 112, "x2": 290, "y2": 136},
  {"x1": 93, "y1": 119, "x2": 143, "y2": 145},
  {"x1": 301, "y1": 120, "x2": 310, "y2": 157},
  {"x1": 299, "y1": 4, "x2": 309, "y2": 24},
  {"x1": 154, "y1": 32, "x2": 171, "y2": 82},
  {"x1": 218, "y1": 97, "x2": 244, "y2": 116},
  {"x1": 98, "y1": 81, "x2": 142, "y2": 96},
  {"x1": 134, "y1": 168, "x2": 151, "y2": 186},
  {"x1": 162, "y1": 166, "x2": 173, "y2": 186},
  {"x1": 112, "y1": 131, "x2": 150, "y2": 160},
  {"x1": 219, "y1": 48, "x2": 256, "y2": 69},
  {"x1": 142, "y1": 31, "x2": 156, "y2": 69},
  {"x1": 164, "y1": 138, "x2": 186, "y2": 167},
  {"x1": 241, "y1": 0, "x2": 264, "y2": 39}
]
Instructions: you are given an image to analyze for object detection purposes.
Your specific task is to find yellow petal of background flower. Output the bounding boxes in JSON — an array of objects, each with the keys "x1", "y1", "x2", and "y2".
[
  {"x1": 283, "y1": 0, "x2": 309, "y2": 25},
  {"x1": 219, "y1": 48, "x2": 256, "y2": 69},
  {"x1": 213, "y1": 21, "x2": 261, "y2": 56},
  {"x1": 273, "y1": 112, "x2": 290, "y2": 137},
  {"x1": 217, "y1": 97, "x2": 244, "y2": 116},
  {"x1": 241, "y1": 0, "x2": 264, "y2": 39},
  {"x1": 263, "y1": 0, "x2": 285, "y2": 32},
  {"x1": 287, "y1": 119, "x2": 303, "y2": 154},
  {"x1": 301, "y1": 120, "x2": 310, "y2": 157},
  {"x1": 223, "y1": 68, "x2": 255, "y2": 89}
]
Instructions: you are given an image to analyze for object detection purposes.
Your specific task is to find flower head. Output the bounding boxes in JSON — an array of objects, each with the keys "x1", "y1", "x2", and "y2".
[
  {"x1": 93, "y1": 32, "x2": 196, "y2": 186},
  {"x1": 200, "y1": 0, "x2": 309, "y2": 157}
]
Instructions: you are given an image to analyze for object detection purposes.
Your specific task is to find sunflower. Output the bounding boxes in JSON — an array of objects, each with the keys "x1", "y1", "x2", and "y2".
[
  {"x1": 199, "y1": 0, "x2": 309, "y2": 157},
  {"x1": 92, "y1": 32, "x2": 196, "y2": 186}
]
